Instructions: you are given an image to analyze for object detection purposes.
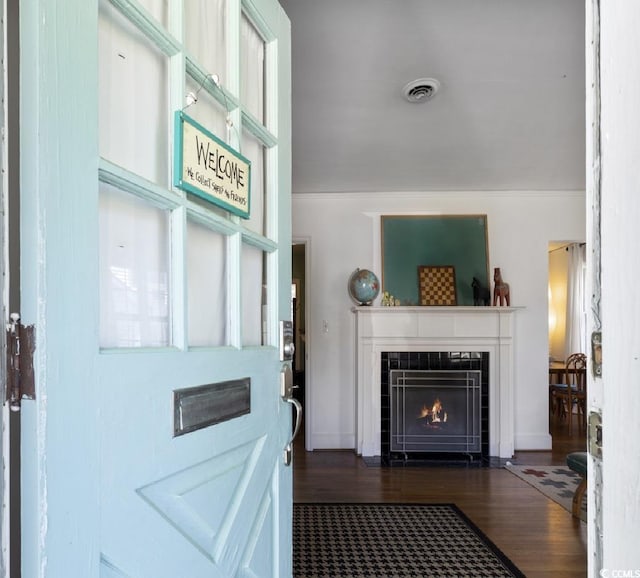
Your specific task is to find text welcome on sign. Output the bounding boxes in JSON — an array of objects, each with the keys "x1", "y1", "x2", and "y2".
[{"x1": 174, "y1": 112, "x2": 251, "y2": 218}]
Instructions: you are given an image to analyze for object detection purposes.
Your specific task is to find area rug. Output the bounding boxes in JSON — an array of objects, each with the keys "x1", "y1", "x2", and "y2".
[
  {"x1": 505, "y1": 464, "x2": 586, "y2": 522},
  {"x1": 293, "y1": 503, "x2": 525, "y2": 578}
]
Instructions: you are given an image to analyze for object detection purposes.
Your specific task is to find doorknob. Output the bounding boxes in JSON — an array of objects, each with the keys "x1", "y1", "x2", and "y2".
[{"x1": 281, "y1": 364, "x2": 303, "y2": 466}]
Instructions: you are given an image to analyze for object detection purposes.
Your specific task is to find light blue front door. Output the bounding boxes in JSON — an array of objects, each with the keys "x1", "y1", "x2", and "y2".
[{"x1": 19, "y1": 1, "x2": 292, "y2": 576}]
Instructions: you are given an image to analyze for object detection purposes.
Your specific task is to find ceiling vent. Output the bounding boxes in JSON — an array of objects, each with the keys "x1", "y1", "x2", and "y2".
[{"x1": 402, "y1": 78, "x2": 440, "y2": 103}]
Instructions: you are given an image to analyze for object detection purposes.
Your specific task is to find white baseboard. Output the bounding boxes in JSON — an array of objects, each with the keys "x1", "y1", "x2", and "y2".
[
  {"x1": 310, "y1": 432, "x2": 355, "y2": 450},
  {"x1": 515, "y1": 432, "x2": 553, "y2": 451}
]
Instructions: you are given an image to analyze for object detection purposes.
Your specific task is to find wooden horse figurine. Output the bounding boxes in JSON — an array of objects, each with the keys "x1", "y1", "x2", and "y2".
[{"x1": 492, "y1": 267, "x2": 510, "y2": 306}]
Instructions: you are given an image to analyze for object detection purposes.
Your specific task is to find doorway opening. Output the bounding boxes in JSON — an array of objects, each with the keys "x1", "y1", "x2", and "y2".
[
  {"x1": 548, "y1": 241, "x2": 587, "y2": 362},
  {"x1": 292, "y1": 242, "x2": 307, "y2": 448},
  {"x1": 548, "y1": 241, "x2": 587, "y2": 437}
]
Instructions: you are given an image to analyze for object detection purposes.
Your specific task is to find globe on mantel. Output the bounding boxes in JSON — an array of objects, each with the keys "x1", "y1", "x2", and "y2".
[{"x1": 348, "y1": 268, "x2": 380, "y2": 306}]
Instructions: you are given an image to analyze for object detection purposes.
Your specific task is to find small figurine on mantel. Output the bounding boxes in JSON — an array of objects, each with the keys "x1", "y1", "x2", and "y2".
[
  {"x1": 471, "y1": 277, "x2": 491, "y2": 306},
  {"x1": 381, "y1": 291, "x2": 401, "y2": 306},
  {"x1": 492, "y1": 267, "x2": 511, "y2": 306}
]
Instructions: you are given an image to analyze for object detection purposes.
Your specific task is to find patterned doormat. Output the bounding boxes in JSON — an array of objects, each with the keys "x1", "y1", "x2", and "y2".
[
  {"x1": 293, "y1": 503, "x2": 525, "y2": 578},
  {"x1": 504, "y1": 464, "x2": 586, "y2": 522}
]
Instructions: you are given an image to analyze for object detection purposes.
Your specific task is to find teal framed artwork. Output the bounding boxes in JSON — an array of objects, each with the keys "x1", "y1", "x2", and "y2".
[
  {"x1": 173, "y1": 111, "x2": 251, "y2": 218},
  {"x1": 381, "y1": 215, "x2": 490, "y2": 306}
]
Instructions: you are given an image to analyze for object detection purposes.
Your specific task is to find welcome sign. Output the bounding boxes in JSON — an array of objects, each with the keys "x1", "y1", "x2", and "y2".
[{"x1": 174, "y1": 111, "x2": 251, "y2": 218}]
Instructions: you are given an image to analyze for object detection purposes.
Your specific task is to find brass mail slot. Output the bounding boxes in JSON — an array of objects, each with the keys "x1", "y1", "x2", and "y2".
[{"x1": 173, "y1": 378, "x2": 251, "y2": 437}]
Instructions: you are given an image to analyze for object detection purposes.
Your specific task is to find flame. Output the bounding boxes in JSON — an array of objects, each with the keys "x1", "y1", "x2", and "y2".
[
  {"x1": 419, "y1": 398, "x2": 449, "y2": 424},
  {"x1": 431, "y1": 398, "x2": 444, "y2": 423}
]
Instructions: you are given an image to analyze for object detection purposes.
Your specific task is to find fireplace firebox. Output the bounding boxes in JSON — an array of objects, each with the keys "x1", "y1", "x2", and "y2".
[
  {"x1": 390, "y1": 370, "x2": 481, "y2": 455},
  {"x1": 381, "y1": 351, "x2": 489, "y2": 462}
]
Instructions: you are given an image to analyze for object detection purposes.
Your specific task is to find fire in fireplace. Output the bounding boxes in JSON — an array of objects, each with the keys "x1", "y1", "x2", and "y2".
[
  {"x1": 390, "y1": 369, "x2": 482, "y2": 456},
  {"x1": 419, "y1": 397, "x2": 449, "y2": 425}
]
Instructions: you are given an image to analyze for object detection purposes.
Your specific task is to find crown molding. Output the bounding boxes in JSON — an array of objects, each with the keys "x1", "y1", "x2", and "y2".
[{"x1": 292, "y1": 189, "x2": 585, "y2": 201}]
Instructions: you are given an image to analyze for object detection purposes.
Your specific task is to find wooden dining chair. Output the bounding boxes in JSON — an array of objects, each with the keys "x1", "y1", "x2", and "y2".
[
  {"x1": 549, "y1": 359, "x2": 570, "y2": 418},
  {"x1": 553, "y1": 353, "x2": 587, "y2": 435}
]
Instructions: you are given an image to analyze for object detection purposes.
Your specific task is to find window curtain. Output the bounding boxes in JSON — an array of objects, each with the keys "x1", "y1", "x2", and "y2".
[
  {"x1": 565, "y1": 243, "x2": 587, "y2": 357},
  {"x1": 239, "y1": 16, "x2": 266, "y2": 346},
  {"x1": 184, "y1": 0, "x2": 226, "y2": 85},
  {"x1": 187, "y1": 220, "x2": 227, "y2": 347},
  {"x1": 240, "y1": 16, "x2": 265, "y2": 123},
  {"x1": 240, "y1": 17, "x2": 266, "y2": 235},
  {"x1": 99, "y1": 184, "x2": 170, "y2": 348}
]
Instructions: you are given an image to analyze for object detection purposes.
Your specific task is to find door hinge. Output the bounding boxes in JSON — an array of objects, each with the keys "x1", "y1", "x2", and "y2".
[{"x1": 5, "y1": 313, "x2": 36, "y2": 411}]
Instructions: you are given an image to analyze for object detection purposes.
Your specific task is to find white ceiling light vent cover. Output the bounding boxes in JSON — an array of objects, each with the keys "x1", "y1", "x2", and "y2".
[{"x1": 402, "y1": 78, "x2": 440, "y2": 103}]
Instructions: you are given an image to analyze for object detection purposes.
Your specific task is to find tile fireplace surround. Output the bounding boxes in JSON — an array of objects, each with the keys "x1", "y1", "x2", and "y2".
[{"x1": 354, "y1": 306, "x2": 519, "y2": 459}]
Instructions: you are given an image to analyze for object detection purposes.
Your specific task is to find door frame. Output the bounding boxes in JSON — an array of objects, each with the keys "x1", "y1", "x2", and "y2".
[
  {"x1": 1, "y1": 0, "x2": 21, "y2": 574},
  {"x1": 1, "y1": 0, "x2": 8, "y2": 560},
  {"x1": 585, "y1": 0, "x2": 603, "y2": 574}
]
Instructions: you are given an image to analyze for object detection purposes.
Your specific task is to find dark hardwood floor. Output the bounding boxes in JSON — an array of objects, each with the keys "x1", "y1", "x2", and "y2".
[{"x1": 293, "y1": 410, "x2": 588, "y2": 578}]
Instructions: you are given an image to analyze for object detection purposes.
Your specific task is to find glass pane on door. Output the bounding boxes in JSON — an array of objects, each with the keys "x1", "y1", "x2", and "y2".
[
  {"x1": 187, "y1": 219, "x2": 227, "y2": 347},
  {"x1": 185, "y1": 0, "x2": 227, "y2": 86},
  {"x1": 242, "y1": 244, "x2": 266, "y2": 346},
  {"x1": 138, "y1": 0, "x2": 168, "y2": 27},
  {"x1": 240, "y1": 14, "x2": 265, "y2": 123},
  {"x1": 98, "y1": 0, "x2": 169, "y2": 185},
  {"x1": 99, "y1": 184, "x2": 171, "y2": 348},
  {"x1": 241, "y1": 131, "x2": 266, "y2": 236},
  {"x1": 185, "y1": 75, "x2": 228, "y2": 139}
]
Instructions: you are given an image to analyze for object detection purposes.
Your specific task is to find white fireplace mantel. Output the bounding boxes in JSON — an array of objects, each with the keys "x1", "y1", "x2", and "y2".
[{"x1": 353, "y1": 306, "x2": 520, "y2": 459}]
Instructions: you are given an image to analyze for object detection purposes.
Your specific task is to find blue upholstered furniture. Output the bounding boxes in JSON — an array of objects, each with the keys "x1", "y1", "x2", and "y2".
[{"x1": 566, "y1": 451, "x2": 588, "y2": 518}]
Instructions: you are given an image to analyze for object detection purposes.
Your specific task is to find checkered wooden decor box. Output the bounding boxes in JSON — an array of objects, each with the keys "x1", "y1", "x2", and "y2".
[{"x1": 418, "y1": 265, "x2": 457, "y2": 306}]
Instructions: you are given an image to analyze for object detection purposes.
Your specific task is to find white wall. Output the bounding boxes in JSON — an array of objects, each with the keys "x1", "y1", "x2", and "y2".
[{"x1": 293, "y1": 190, "x2": 585, "y2": 453}]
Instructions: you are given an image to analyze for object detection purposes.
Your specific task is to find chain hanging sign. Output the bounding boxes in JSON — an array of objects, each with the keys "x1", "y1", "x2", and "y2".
[{"x1": 174, "y1": 111, "x2": 251, "y2": 218}]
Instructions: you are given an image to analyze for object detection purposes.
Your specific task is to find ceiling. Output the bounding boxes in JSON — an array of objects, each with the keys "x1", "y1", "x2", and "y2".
[{"x1": 278, "y1": 0, "x2": 586, "y2": 194}]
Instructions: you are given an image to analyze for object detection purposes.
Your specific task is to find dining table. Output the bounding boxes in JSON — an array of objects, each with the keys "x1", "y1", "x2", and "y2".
[
  {"x1": 548, "y1": 361, "x2": 567, "y2": 384},
  {"x1": 549, "y1": 360, "x2": 586, "y2": 384}
]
